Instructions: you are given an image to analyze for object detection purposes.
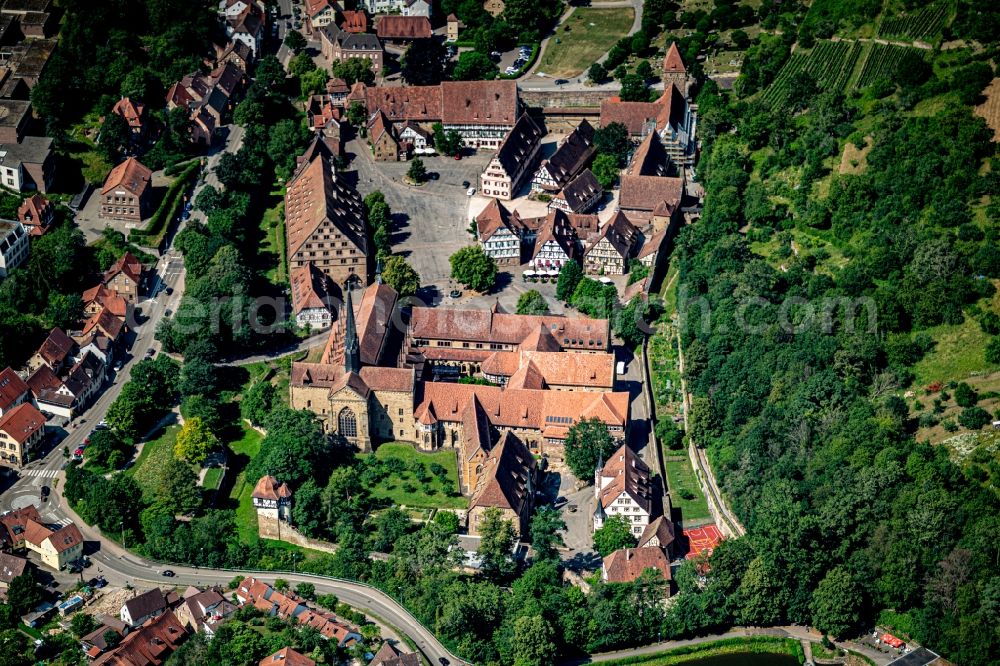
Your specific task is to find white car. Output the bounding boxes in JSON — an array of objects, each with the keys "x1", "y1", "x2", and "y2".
[{"x1": 466, "y1": 187, "x2": 476, "y2": 196}]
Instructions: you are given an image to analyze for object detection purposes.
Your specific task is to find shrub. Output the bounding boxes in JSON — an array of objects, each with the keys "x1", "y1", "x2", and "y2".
[
  {"x1": 958, "y1": 406, "x2": 991, "y2": 430},
  {"x1": 954, "y1": 382, "x2": 977, "y2": 407}
]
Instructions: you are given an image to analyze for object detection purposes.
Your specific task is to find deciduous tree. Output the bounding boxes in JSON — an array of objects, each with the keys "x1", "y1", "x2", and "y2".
[
  {"x1": 593, "y1": 514, "x2": 636, "y2": 557},
  {"x1": 564, "y1": 417, "x2": 616, "y2": 481},
  {"x1": 450, "y1": 245, "x2": 498, "y2": 293},
  {"x1": 174, "y1": 417, "x2": 217, "y2": 465}
]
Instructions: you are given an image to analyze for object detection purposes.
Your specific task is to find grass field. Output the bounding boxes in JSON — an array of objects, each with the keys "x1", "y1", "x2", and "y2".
[
  {"x1": 202, "y1": 466, "x2": 223, "y2": 490},
  {"x1": 536, "y1": 8, "x2": 635, "y2": 78},
  {"x1": 227, "y1": 426, "x2": 265, "y2": 543},
  {"x1": 603, "y1": 636, "x2": 805, "y2": 665},
  {"x1": 259, "y1": 192, "x2": 287, "y2": 286},
  {"x1": 912, "y1": 283, "x2": 1000, "y2": 386},
  {"x1": 128, "y1": 425, "x2": 180, "y2": 502},
  {"x1": 361, "y1": 442, "x2": 466, "y2": 509},
  {"x1": 663, "y1": 456, "x2": 711, "y2": 522}
]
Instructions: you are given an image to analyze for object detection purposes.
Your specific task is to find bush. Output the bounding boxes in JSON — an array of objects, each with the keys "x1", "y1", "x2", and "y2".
[
  {"x1": 954, "y1": 382, "x2": 977, "y2": 407},
  {"x1": 958, "y1": 406, "x2": 991, "y2": 430},
  {"x1": 942, "y1": 419, "x2": 958, "y2": 432}
]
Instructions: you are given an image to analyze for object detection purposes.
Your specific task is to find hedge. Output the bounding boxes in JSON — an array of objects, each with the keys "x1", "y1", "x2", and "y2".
[{"x1": 129, "y1": 160, "x2": 200, "y2": 249}]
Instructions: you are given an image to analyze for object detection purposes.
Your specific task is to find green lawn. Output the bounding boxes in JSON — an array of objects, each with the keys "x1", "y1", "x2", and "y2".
[
  {"x1": 259, "y1": 192, "x2": 287, "y2": 286},
  {"x1": 241, "y1": 359, "x2": 292, "y2": 408},
  {"x1": 360, "y1": 443, "x2": 466, "y2": 509},
  {"x1": 913, "y1": 312, "x2": 1000, "y2": 386},
  {"x1": 127, "y1": 425, "x2": 180, "y2": 502},
  {"x1": 202, "y1": 466, "x2": 223, "y2": 490},
  {"x1": 225, "y1": 425, "x2": 265, "y2": 544},
  {"x1": 536, "y1": 8, "x2": 635, "y2": 78},
  {"x1": 663, "y1": 456, "x2": 711, "y2": 522}
]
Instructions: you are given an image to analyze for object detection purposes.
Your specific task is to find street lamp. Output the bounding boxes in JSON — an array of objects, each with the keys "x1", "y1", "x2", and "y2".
[{"x1": 120, "y1": 520, "x2": 126, "y2": 549}]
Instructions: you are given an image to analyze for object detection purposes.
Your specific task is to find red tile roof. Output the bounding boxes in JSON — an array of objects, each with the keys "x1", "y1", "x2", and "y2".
[
  {"x1": 290, "y1": 262, "x2": 335, "y2": 315},
  {"x1": 101, "y1": 157, "x2": 152, "y2": 197},
  {"x1": 663, "y1": 41, "x2": 686, "y2": 74},
  {"x1": 375, "y1": 15, "x2": 431, "y2": 39},
  {"x1": 536, "y1": 119, "x2": 595, "y2": 191},
  {"x1": 0, "y1": 367, "x2": 29, "y2": 412},
  {"x1": 637, "y1": 515, "x2": 675, "y2": 550},
  {"x1": 48, "y1": 522, "x2": 83, "y2": 553},
  {"x1": 82, "y1": 307, "x2": 124, "y2": 341},
  {"x1": 341, "y1": 10, "x2": 367, "y2": 33},
  {"x1": 252, "y1": 475, "x2": 292, "y2": 501},
  {"x1": 34, "y1": 327, "x2": 76, "y2": 369},
  {"x1": 260, "y1": 647, "x2": 315, "y2": 666},
  {"x1": 409, "y1": 307, "x2": 608, "y2": 350},
  {"x1": 469, "y1": 431, "x2": 535, "y2": 512},
  {"x1": 365, "y1": 85, "x2": 442, "y2": 123},
  {"x1": 0, "y1": 402, "x2": 45, "y2": 444},
  {"x1": 104, "y1": 251, "x2": 142, "y2": 287},
  {"x1": 603, "y1": 546, "x2": 671, "y2": 583},
  {"x1": 597, "y1": 444, "x2": 652, "y2": 512},
  {"x1": 95, "y1": 609, "x2": 187, "y2": 666},
  {"x1": 441, "y1": 80, "x2": 518, "y2": 126},
  {"x1": 17, "y1": 194, "x2": 52, "y2": 234},
  {"x1": 112, "y1": 97, "x2": 146, "y2": 130},
  {"x1": 619, "y1": 174, "x2": 683, "y2": 214}
]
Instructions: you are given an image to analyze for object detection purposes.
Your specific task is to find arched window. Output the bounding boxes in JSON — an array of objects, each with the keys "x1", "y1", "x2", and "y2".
[{"x1": 338, "y1": 408, "x2": 357, "y2": 439}]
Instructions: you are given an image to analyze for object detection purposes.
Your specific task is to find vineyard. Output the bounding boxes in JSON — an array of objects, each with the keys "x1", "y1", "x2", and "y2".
[
  {"x1": 762, "y1": 40, "x2": 924, "y2": 107},
  {"x1": 877, "y1": 4, "x2": 949, "y2": 40}
]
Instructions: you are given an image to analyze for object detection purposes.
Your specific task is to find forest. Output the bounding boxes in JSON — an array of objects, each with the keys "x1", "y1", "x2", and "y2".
[{"x1": 663, "y1": 1, "x2": 1000, "y2": 663}]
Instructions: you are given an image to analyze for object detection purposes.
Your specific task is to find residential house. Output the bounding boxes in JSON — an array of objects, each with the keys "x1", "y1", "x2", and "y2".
[
  {"x1": 285, "y1": 139, "x2": 372, "y2": 286},
  {"x1": 62, "y1": 352, "x2": 108, "y2": 410},
  {"x1": 167, "y1": 62, "x2": 245, "y2": 145},
  {"x1": 637, "y1": 515, "x2": 676, "y2": 555},
  {"x1": 340, "y1": 10, "x2": 367, "y2": 33},
  {"x1": 27, "y1": 327, "x2": 75, "y2": 373},
  {"x1": 468, "y1": 432, "x2": 536, "y2": 537},
  {"x1": 16, "y1": 193, "x2": 52, "y2": 236},
  {"x1": 480, "y1": 113, "x2": 544, "y2": 201},
  {"x1": 82, "y1": 284, "x2": 129, "y2": 320},
  {"x1": 529, "y1": 210, "x2": 576, "y2": 271},
  {"x1": 23, "y1": 519, "x2": 83, "y2": 571},
  {"x1": 0, "y1": 402, "x2": 45, "y2": 469},
  {"x1": 174, "y1": 587, "x2": 238, "y2": 635},
  {"x1": 402, "y1": 0, "x2": 432, "y2": 17},
  {"x1": 0, "y1": 552, "x2": 27, "y2": 593},
  {"x1": 260, "y1": 647, "x2": 316, "y2": 666},
  {"x1": 225, "y1": 3, "x2": 264, "y2": 58},
  {"x1": 0, "y1": 505, "x2": 39, "y2": 549},
  {"x1": 582, "y1": 211, "x2": 639, "y2": 275},
  {"x1": 219, "y1": 0, "x2": 253, "y2": 19},
  {"x1": 99, "y1": 158, "x2": 152, "y2": 223},
  {"x1": 368, "y1": 109, "x2": 401, "y2": 161},
  {"x1": 215, "y1": 39, "x2": 253, "y2": 72},
  {"x1": 81, "y1": 308, "x2": 125, "y2": 350},
  {"x1": 446, "y1": 13, "x2": 460, "y2": 41},
  {"x1": 94, "y1": 609, "x2": 188, "y2": 666},
  {"x1": 306, "y1": 94, "x2": 343, "y2": 156},
  {"x1": 120, "y1": 588, "x2": 172, "y2": 628},
  {"x1": 548, "y1": 168, "x2": 602, "y2": 214},
  {"x1": 101, "y1": 252, "x2": 142, "y2": 304},
  {"x1": 476, "y1": 198, "x2": 529, "y2": 266},
  {"x1": 25, "y1": 364, "x2": 75, "y2": 419},
  {"x1": 0, "y1": 219, "x2": 27, "y2": 277},
  {"x1": 618, "y1": 173, "x2": 683, "y2": 227},
  {"x1": 602, "y1": 546, "x2": 672, "y2": 584},
  {"x1": 80, "y1": 617, "x2": 129, "y2": 661},
  {"x1": 305, "y1": 0, "x2": 337, "y2": 32},
  {"x1": 111, "y1": 97, "x2": 148, "y2": 141},
  {"x1": 235, "y1": 577, "x2": 361, "y2": 647},
  {"x1": 291, "y1": 262, "x2": 337, "y2": 330},
  {"x1": 326, "y1": 77, "x2": 350, "y2": 106},
  {"x1": 600, "y1": 84, "x2": 695, "y2": 167},
  {"x1": 398, "y1": 122, "x2": 430, "y2": 152},
  {"x1": 0, "y1": 367, "x2": 30, "y2": 415},
  {"x1": 0, "y1": 135, "x2": 55, "y2": 193},
  {"x1": 0, "y1": 99, "x2": 29, "y2": 144},
  {"x1": 375, "y1": 16, "x2": 431, "y2": 44},
  {"x1": 593, "y1": 444, "x2": 655, "y2": 536},
  {"x1": 319, "y1": 24, "x2": 383, "y2": 74},
  {"x1": 531, "y1": 119, "x2": 595, "y2": 193},
  {"x1": 483, "y1": 0, "x2": 504, "y2": 17},
  {"x1": 370, "y1": 641, "x2": 421, "y2": 666},
  {"x1": 636, "y1": 228, "x2": 666, "y2": 269}
]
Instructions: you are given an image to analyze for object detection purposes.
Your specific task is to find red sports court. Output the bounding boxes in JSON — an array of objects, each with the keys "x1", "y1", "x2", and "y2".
[{"x1": 682, "y1": 524, "x2": 723, "y2": 559}]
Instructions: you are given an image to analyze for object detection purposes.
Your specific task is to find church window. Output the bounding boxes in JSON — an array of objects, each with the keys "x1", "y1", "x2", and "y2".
[{"x1": 338, "y1": 408, "x2": 358, "y2": 438}]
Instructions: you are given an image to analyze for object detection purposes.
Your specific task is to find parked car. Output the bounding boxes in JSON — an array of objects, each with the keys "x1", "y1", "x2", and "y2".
[
  {"x1": 553, "y1": 496, "x2": 568, "y2": 508},
  {"x1": 554, "y1": 79, "x2": 569, "y2": 85},
  {"x1": 462, "y1": 180, "x2": 470, "y2": 189},
  {"x1": 466, "y1": 187, "x2": 476, "y2": 196},
  {"x1": 161, "y1": 570, "x2": 175, "y2": 577},
  {"x1": 428, "y1": 172, "x2": 439, "y2": 180},
  {"x1": 449, "y1": 290, "x2": 462, "y2": 299},
  {"x1": 73, "y1": 448, "x2": 84, "y2": 458},
  {"x1": 144, "y1": 348, "x2": 155, "y2": 358}
]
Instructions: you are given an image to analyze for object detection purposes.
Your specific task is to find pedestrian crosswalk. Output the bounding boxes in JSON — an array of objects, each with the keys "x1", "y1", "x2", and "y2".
[
  {"x1": 19, "y1": 469, "x2": 57, "y2": 478},
  {"x1": 51, "y1": 517, "x2": 73, "y2": 528}
]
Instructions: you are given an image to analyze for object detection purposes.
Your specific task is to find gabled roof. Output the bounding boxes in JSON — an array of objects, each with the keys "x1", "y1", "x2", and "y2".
[
  {"x1": 17, "y1": 193, "x2": 52, "y2": 232},
  {"x1": 637, "y1": 229, "x2": 667, "y2": 260},
  {"x1": 368, "y1": 109, "x2": 395, "y2": 144},
  {"x1": 375, "y1": 15, "x2": 431, "y2": 39},
  {"x1": 603, "y1": 546, "x2": 671, "y2": 584},
  {"x1": 97, "y1": 609, "x2": 187, "y2": 665},
  {"x1": 537, "y1": 119, "x2": 595, "y2": 190},
  {"x1": 101, "y1": 158, "x2": 152, "y2": 197},
  {"x1": 599, "y1": 84, "x2": 686, "y2": 136},
  {"x1": 290, "y1": 262, "x2": 335, "y2": 315},
  {"x1": 555, "y1": 168, "x2": 601, "y2": 213},
  {"x1": 584, "y1": 211, "x2": 638, "y2": 260},
  {"x1": 505, "y1": 360, "x2": 546, "y2": 390},
  {"x1": 365, "y1": 85, "x2": 442, "y2": 123},
  {"x1": 252, "y1": 476, "x2": 292, "y2": 501},
  {"x1": 637, "y1": 515, "x2": 675, "y2": 550},
  {"x1": 531, "y1": 210, "x2": 576, "y2": 261},
  {"x1": 0, "y1": 552, "x2": 26, "y2": 584},
  {"x1": 619, "y1": 174, "x2": 683, "y2": 214},
  {"x1": 104, "y1": 251, "x2": 142, "y2": 286},
  {"x1": 0, "y1": 505, "x2": 39, "y2": 542},
  {"x1": 25, "y1": 364, "x2": 63, "y2": 398},
  {"x1": 627, "y1": 131, "x2": 669, "y2": 177},
  {"x1": 491, "y1": 113, "x2": 544, "y2": 179},
  {"x1": 476, "y1": 198, "x2": 523, "y2": 242},
  {"x1": 122, "y1": 588, "x2": 169, "y2": 621},
  {"x1": 340, "y1": 10, "x2": 368, "y2": 33},
  {"x1": 0, "y1": 367, "x2": 29, "y2": 412},
  {"x1": 47, "y1": 522, "x2": 83, "y2": 553},
  {"x1": 82, "y1": 307, "x2": 124, "y2": 340},
  {"x1": 597, "y1": 444, "x2": 652, "y2": 512},
  {"x1": 408, "y1": 306, "x2": 608, "y2": 349},
  {"x1": 34, "y1": 327, "x2": 76, "y2": 368},
  {"x1": 260, "y1": 647, "x2": 316, "y2": 666},
  {"x1": 663, "y1": 42, "x2": 686, "y2": 74},
  {"x1": 285, "y1": 149, "x2": 368, "y2": 259},
  {"x1": 441, "y1": 80, "x2": 518, "y2": 126},
  {"x1": 469, "y1": 432, "x2": 535, "y2": 512},
  {"x1": 370, "y1": 641, "x2": 421, "y2": 666},
  {"x1": 331, "y1": 371, "x2": 370, "y2": 399},
  {"x1": 112, "y1": 97, "x2": 145, "y2": 129},
  {"x1": 0, "y1": 402, "x2": 45, "y2": 444}
]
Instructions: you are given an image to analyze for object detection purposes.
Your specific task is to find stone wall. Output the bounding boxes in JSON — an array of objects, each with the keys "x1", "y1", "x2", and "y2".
[
  {"x1": 257, "y1": 514, "x2": 338, "y2": 554},
  {"x1": 520, "y1": 89, "x2": 608, "y2": 110}
]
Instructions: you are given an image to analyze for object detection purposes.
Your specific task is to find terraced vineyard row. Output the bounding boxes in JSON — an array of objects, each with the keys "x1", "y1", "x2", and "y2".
[
  {"x1": 878, "y1": 5, "x2": 949, "y2": 40},
  {"x1": 761, "y1": 41, "x2": 862, "y2": 106},
  {"x1": 762, "y1": 40, "x2": 922, "y2": 107}
]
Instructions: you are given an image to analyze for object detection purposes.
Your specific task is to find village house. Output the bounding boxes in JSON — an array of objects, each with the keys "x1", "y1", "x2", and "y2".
[
  {"x1": 548, "y1": 168, "x2": 602, "y2": 214},
  {"x1": 0, "y1": 366, "x2": 30, "y2": 415},
  {"x1": 368, "y1": 109, "x2": 401, "y2": 161},
  {"x1": 475, "y1": 198, "x2": 532, "y2": 266},
  {"x1": 531, "y1": 119, "x2": 595, "y2": 194},
  {"x1": 62, "y1": 351, "x2": 109, "y2": 410},
  {"x1": 618, "y1": 172, "x2": 684, "y2": 229},
  {"x1": 398, "y1": 122, "x2": 430, "y2": 152},
  {"x1": 0, "y1": 219, "x2": 28, "y2": 277},
  {"x1": 16, "y1": 193, "x2": 52, "y2": 235},
  {"x1": 593, "y1": 444, "x2": 656, "y2": 536},
  {"x1": 103, "y1": 251, "x2": 143, "y2": 303},
  {"x1": 0, "y1": 135, "x2": 55, "y2": 193},
  {"x1": 99, "y1": 158, "x2": 152, "y2": 224},
  {"x1": 166, "y1": 62, "x2": 244, "y2": 146},
  {"x1": 305, "y1": 0, "x2": 337, "y2": 32},
  {"x1": 82, "y1": 284, "x2": 129, "y2": 320},
  {"x1": 261, "y1": 648, "x2": 316, "y2": 666},
  {"x1": 529, "y1": 210, "x2": 576, "y2": 272},
  {"x1": 25, "y1": 364, "x2": 75, "y2": 419},
  {"x1": 224, "y1": 2, "x2": 264, "y2": 58},
  {"x1": 236, "y1": 577, "x2": 362, "y2": 647},
  {"x1": 306, "y1": 94, "x2": 344, "y2": 156},
  {"x1": 637, "y1": 515, "x2": 676, "y2": 553},
  {"x1": 325, "y1": 77, "x2": 350, "y2": 106},
  {"x1": 370, "y1": 642, "x2": 421, "y2": 666},
  {"x1": 319, "y1": 24, "x2": 383, "y2": 73},
  {"x1": 600, "y1": 83, "x2": 695, "y2": 167},
  {"x1": 111, "y1": 97, "x2": 148, "y2": 141},
  {"x1": 80, "y1": 616, "x2": 129, "y2": 660},
  {"x1": 175, "y1": 586, "x2": 238, "y2": 636},
  {"x1": 0, "y1": 401, "x2": 46, "y2": 469},
  {"x1": 402, "y1": 0, "x2": 432, "y2": 17},
  {"x1": 120, "y1": 588, "x2": 174, "y2": 628},
  {"x1": 375, "y1": 15, "x2": 431, "y2": 44},
  {"x1": 291, "y1": 261, "x2": 337, "y2": 329},
  {"x1": 480, "y1": 113, "x2": 544, "y2": 201},
  {"x1": 0, "y1": 505, "x2": 41, "y2": 549},
  {"x1": 22, "y1": 519, "x2": 83, "y2": 571},
  {"x1": 215, "y1": 39, "x2": 253, "y2": 72},
  {"x1": 95, "y1": 609, "x2": 188, "y2": 666},
  {"x1": 602, "y1": 546, "x2": 672, "y2": 585},
  {"x1": 0, "y1": 552, "x2": 27, "y2": 594},
  {"x1": 636, "y1": 228, "x2": 667, "y2": 269},
  {"x1": 468, "y1": 432, "x2": 536, "y2": 536},
  {"x1": 285, "y1": 138, "x2": 372, "y2": 287},
  {"x1": 582, "y1": 211, "x2": 639, "y2": 275},
  {"x1": 340, "y1": 10, "x2": 368, "y2": 33},
  {"x1": 27, "y1": 327, "x2": 76, "y2": 373}
]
